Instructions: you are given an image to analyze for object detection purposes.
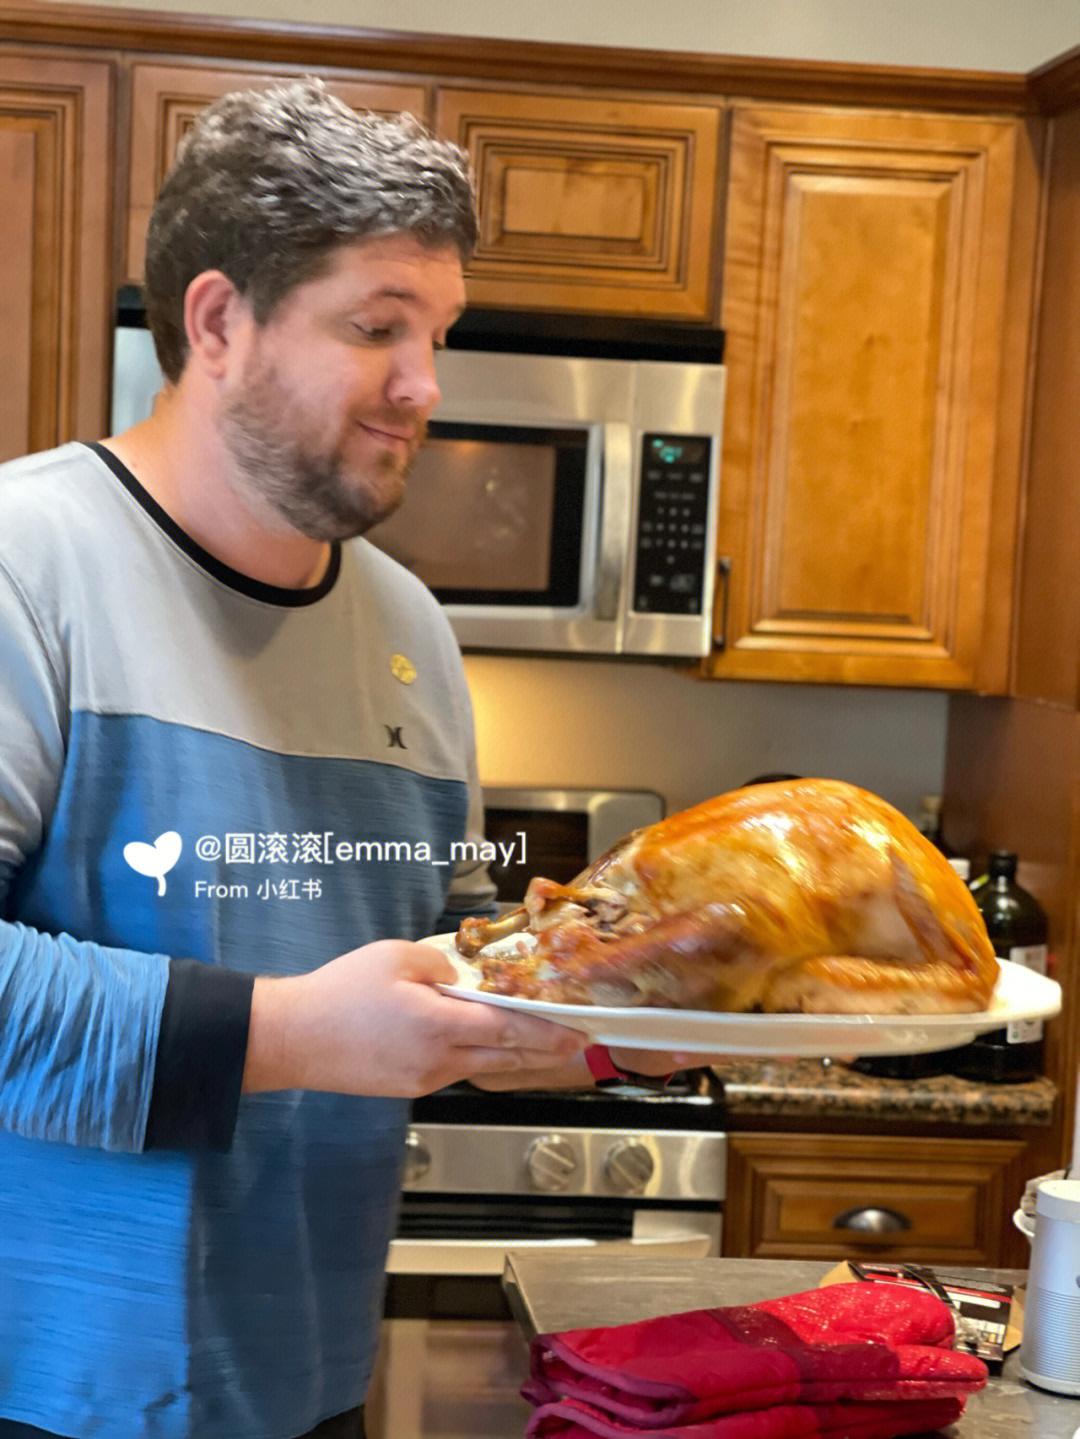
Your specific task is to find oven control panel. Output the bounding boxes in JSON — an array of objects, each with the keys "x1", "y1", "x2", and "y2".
[{"x1": 401, "y1": 1123, "x2": 727, "y2": 1204}]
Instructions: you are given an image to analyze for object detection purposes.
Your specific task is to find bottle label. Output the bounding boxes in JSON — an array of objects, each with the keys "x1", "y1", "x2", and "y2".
[{"x1": 1005, "y1": 943, "x2": 1048, "y2": 1044}]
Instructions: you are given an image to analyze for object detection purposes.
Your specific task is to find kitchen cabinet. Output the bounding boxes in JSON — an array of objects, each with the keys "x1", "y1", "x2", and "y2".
[
  {"x1": 705, "y1": 103, "x2": 1035, "y2": 689},
  {"x1": 723, "y1": 1132, "x2": 1030, "y2": 1266},
  {"x1": 125, "y1": 70, "x2": 727, "y2": 322},
  {"x1": 124, "y1": 63, "x2": 430, "y2": 284},
  {"x1": 434, "y1": 86, "x2": 724, "y2": 319},
  {"x1": 0, "y1": 51, "x2": 113, "y2": 462}
]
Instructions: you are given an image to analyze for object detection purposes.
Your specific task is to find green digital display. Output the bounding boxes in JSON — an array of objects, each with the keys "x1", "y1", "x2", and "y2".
[{"x1": 649, "y1": 435, "x2": 707, "y2": 466}]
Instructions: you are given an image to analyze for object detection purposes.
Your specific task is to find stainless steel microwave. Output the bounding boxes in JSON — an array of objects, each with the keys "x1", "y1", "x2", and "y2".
[{"x1": 111, "y1": 301, "x2": 724, "y2": 657}]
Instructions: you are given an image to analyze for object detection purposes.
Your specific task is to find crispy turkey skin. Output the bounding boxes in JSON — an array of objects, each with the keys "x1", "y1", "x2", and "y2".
[{"x1": 455, "y1": 779, "x2": 998, "y2": 1015}]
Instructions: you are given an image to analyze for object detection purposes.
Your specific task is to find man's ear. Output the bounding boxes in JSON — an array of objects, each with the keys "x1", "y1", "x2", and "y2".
[{"x1": 183, "y1": 270, "x2": 247, "y2": 378}]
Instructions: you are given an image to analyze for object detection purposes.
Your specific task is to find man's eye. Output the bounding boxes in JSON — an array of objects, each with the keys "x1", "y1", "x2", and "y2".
[{"x1": 354, "y1": 324, "x2": 394, "y2": 342}]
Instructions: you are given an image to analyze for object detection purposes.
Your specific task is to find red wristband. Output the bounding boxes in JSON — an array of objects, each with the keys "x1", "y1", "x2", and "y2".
[
  {"x1": 584, "y1": 1044, "x2": 627, "y2": 1082},
  {"x1": 584, "y1": 1044, "x2": 674, "y2": 1089}
]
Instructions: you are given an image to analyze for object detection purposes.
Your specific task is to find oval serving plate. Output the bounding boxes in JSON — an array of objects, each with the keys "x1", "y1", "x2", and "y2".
[{"x1": 425, "y1": 933, "x2": 1062, "y2": 1058}]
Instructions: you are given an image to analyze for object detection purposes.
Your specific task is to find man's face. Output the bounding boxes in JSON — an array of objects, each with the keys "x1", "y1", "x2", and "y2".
[{"x1": 216, "y1": 234, "x2": 467, "y2": 541}]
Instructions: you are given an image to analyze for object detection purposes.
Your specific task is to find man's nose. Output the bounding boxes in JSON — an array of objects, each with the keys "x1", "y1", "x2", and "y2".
[{"x1": 389, "y1": 347, "x2": 442, "y2": 414}]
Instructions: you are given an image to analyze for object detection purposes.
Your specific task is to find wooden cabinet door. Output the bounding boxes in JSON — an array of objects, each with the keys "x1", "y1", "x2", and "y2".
[
  {"x1": 125, "y1": 63, "x2": 429, "y2": 283},
  {"x1": 707, "y1": 104, "x2": 1023, "y2": 688},
  {"x1": 0, "y1": 52, "x2": 112, "y2": 461},
  {"x1": 724, "y1": 1132, "x2": 1029, "y2": 1266},
  {"x1": 435, "y1": 87, "x2": 724, "y2": 319}
]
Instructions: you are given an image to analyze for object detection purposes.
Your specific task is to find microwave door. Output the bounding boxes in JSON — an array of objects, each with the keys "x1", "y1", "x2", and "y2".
[{"x1": 366, "y1": 419, "x2": 621, "y2": 655}]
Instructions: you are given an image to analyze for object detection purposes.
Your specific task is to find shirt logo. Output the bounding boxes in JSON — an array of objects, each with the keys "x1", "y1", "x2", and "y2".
[
  {"x1": 385, "y1": 725, "x2": 407, "y2": 749},
  {"x1": 123, "y1": 830, "x2": 183, "y2": 896}
]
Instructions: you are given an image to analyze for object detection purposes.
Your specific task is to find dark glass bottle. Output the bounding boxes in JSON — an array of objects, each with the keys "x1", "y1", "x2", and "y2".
[
  {"x1": 918, "y1": 795, "x2": 952, "y2": 852},
  {"x1": 916, "y1": 795, "x2": 970, "y2": 880},
  {"x1": 950, "y1": 851, "x2": 1048, "y2": 1083}
]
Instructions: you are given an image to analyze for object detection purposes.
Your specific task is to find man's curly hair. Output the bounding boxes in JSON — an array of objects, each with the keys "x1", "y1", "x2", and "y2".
[{"x1": 143, "y1": 77, "x2": 478, "y2": 382}]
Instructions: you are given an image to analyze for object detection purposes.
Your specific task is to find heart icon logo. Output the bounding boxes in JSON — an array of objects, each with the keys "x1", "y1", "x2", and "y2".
[{"x1": 123, "y1": 831, "x2": 183, "y2": 896}]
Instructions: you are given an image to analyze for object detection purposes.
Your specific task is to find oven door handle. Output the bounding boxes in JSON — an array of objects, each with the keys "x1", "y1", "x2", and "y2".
[{"x1": 387, "y1": 1227, "x2": 717, "y2": 1277}]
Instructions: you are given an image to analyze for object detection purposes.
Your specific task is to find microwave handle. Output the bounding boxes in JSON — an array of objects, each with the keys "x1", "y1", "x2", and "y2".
[{"x1": 595, "y1": 423, "x2": 634, "y2": 623}]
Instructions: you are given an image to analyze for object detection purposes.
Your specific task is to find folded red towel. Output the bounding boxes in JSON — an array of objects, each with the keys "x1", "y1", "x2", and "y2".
[
  {"x1": 525, "y1": 1394, "x2": 965, "y2": 1439},
  {"x1": 524, "y1": 1282, "x2": 987, "y2": 1433}
]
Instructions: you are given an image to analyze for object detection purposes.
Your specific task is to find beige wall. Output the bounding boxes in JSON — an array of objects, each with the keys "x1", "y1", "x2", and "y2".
[
  {"x1": 464, "y1": 656, "x2": 948, "y2": 821},
  {"x1": 38, "y1": 0, "x2": 1080, "y2": 69}
]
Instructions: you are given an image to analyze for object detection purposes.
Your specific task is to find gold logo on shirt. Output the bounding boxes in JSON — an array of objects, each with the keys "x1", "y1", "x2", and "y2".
[{"x1": 391, "y1": 653, "x2": 417, "y2": 685}]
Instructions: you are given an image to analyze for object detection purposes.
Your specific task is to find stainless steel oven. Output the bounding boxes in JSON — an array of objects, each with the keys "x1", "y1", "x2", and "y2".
[
  {"x1": 366, "y1": 1077, "x2": 727, "y2": 1439},
  {"x1": 481, "y1": 786, "x2": 663, "y2": 904}
]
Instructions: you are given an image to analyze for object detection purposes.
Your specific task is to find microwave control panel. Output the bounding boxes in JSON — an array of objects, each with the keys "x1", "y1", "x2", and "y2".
[{"x1": 633, "y1": 434, "x2": 713, "y2": 614}]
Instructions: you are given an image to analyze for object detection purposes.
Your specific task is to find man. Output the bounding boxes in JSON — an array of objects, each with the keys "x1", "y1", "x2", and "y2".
[{"x1": 0, "y1": 79, "x2": 675, "y2": 1439}]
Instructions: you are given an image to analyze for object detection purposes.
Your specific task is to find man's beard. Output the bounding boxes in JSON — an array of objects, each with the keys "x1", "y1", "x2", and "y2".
[{"x1": 218, "y1": 357, "x2": 424, "y2": 542}]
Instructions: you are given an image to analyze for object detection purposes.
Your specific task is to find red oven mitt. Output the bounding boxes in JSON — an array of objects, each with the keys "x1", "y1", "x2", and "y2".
[
  {"x1": 524, "y1": 1282, "x2": 986, "y2": 1430},
  {"x1": 524, "y1": 1394, "x2": 966, "y2": 1439}
]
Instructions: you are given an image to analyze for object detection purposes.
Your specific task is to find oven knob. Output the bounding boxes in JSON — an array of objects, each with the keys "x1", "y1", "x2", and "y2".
[
  {"x1": 401, "y1": 1129, "x2": 431, "y2": 1187},
  {"x1": 525, "y1": 1135, "x2": 578, "y2": 1192},
  {"x1": 603, "y1": 1139, "x2": 655, "y2": 1196}
]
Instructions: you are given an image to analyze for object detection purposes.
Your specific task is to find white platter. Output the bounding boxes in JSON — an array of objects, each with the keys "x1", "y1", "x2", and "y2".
[{"x1": 427, "y1": 933, "x2": 1062, "y2": 1057}]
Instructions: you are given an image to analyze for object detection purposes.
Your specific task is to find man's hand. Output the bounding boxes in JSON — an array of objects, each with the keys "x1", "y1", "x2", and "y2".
[{"x1": 241, "y1": 939, "x2": 587, "y2": 1097}]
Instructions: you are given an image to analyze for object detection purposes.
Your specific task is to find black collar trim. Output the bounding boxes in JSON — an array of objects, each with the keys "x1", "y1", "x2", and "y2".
[{"x1": 86, "y1": 442, "x2": 341, "y2": 607}]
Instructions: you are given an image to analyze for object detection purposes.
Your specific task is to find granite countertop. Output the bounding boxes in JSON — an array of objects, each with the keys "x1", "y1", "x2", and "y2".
[{"x1": 710, "y1": 1057, "x2": 1057, "y2": 1126}]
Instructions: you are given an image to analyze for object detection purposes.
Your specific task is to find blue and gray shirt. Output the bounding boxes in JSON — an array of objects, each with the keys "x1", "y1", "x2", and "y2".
[{"x1": 0, "y1": 441, "x2": 494, "y2": 1439}]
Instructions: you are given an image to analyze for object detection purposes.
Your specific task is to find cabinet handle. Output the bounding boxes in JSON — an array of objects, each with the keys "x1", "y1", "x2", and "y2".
[
  {"x1": 832, "y1": 1206, "x2": 912, "y2": 1235},
  {"x1": 712, "y1": 556, "x2": 732, "y2": 651}
]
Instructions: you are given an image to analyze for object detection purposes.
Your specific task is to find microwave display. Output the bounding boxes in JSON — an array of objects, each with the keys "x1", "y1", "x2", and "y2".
[{"x1": 367, "y1": 421, "x2": 589, "y2": 607}]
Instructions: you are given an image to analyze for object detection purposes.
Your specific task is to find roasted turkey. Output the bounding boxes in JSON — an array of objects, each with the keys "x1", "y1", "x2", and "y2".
[{"x1": 456, "y1": 779, "x2": 997, "y2": 1015}]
